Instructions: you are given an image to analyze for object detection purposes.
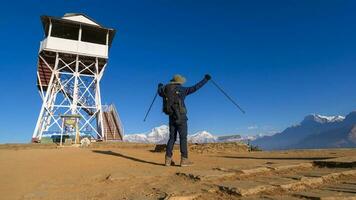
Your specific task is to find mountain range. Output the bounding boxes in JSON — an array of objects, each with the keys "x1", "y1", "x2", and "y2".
[
  {"x1": 252, "y1": 111, "x2": 356, "y2": 150},
  {"x1": 124, "y1": 111, "x2": 356, "y2": 150},
  {"x1": 124, "y1": 125, "x2": 255, "y2": 144}
]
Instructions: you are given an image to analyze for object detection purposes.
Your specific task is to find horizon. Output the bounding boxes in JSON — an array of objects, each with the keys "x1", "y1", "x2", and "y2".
[
  {"x1": 0, "y1": 1, "x2": 356, "y2": 143},
  {"x1": 123, "y1": 111, "x2": 356, "y2": 138},
  {"x1": 2, "y1": 111, "x2": 354, "y2": 144}
]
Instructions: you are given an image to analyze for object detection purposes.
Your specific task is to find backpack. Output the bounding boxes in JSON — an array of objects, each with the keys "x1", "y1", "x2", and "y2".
[{"x1": 162, "y1": 84, "x2": 181, "y2": 116}]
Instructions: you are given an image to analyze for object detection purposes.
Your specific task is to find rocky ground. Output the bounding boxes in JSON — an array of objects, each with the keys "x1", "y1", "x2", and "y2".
[{"x1": 0, "y1": 142, "x2": 355, "y2": 200}]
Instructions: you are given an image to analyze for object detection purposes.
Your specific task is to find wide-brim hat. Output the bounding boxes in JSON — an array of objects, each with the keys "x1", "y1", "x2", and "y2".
[{"x1": 170, "y1": 74, "x2": 186, "y2": 84}]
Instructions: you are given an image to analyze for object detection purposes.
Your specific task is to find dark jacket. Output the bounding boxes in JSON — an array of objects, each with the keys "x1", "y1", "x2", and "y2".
[{"x1": 158, "y1": 77, "x2": 209, "y2": 122}]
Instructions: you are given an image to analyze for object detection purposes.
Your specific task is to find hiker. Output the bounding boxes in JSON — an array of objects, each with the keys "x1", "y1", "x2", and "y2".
[{"x1": 158, "y1": 74, "x2": 211, "y2": 166}]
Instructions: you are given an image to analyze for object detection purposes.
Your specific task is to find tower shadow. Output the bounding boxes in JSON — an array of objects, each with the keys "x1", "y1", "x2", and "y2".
[{"x1": 92, "y1": 150, "x2": 165, "y2": 166}]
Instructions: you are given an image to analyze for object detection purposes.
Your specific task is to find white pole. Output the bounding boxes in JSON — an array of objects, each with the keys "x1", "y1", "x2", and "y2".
[
  {"x1": 72, "y1": 55, "x2": 79, "y2": 115},
  {"x1": 78, "y1": 25, "x2": 82, "y2": 42},
  {"x1": 60, "y1": 119, "x2": 64, "y2": 146},
  {"x1": 48, "y1": 20, "x2": 52, "y2": 37},
  {"x1": 33, "y1": 52, "x2": 59, "y2": 140},
  {"x1": 106, "y1": 31, "x2": 109, "y2": 45},
  {"x1": 96, "y1": 58, "x2": 106, "y2": 141}
]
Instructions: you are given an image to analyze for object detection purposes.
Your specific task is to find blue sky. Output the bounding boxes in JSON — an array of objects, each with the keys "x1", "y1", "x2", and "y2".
[{"x1": 0, "y1": 0, "x2": 355, "y2": 143}]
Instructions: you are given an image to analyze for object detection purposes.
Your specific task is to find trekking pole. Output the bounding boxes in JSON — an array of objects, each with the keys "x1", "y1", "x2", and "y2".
[
  {"x1": 143, "y1": 92, "x2": 159, "y2": 122},
  {"x1": 210, "y1": 79, "x2": 246, "y2": 114}
]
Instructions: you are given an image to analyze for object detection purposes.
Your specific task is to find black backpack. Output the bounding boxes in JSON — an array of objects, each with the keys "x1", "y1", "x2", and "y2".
[{"x1": 162, "y1": 84, "x2": 181, "y2": 116}]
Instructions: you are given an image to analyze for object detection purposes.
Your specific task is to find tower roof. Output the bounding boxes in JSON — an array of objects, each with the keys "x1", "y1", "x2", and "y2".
[
  {"x1": 40, "y1": 14, "x2": 116, "y2": 46},
  {"x1": 62, "y1": 13, "x2": 102, "y2": 27}
]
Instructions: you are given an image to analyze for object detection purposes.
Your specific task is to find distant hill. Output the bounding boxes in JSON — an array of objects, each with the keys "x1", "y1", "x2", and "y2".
[
  {"x1": 217, "y1": 134, "x2": 262, "y2": 143},
  {"x1": 252, "y1": 111, "x2": 356, "y2": 150},
  {"x1": 217, "y1": 135, "x2": 241, "y2": 142}
]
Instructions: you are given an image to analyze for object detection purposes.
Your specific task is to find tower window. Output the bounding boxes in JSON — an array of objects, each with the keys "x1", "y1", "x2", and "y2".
[
  {"x1": 51, "y1": 22, "x2": 79, "y2": 40},
  {"x1": 81, "y1": 26, "x2": 107, "y2": 45}
]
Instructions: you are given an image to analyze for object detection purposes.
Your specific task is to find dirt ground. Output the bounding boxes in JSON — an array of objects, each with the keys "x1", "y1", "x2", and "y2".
[{"x1": 0, "y1": 143, "x2": 355, "y2": 200}]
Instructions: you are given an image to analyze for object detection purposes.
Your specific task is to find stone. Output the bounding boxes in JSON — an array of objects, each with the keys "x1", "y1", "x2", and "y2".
[
  {"x1": 238, "y1": 167, "x2": 271, "y2": 175},
  {"x1": 282, "y1": 174, "x2": 305, "y2": 181},
  {"x1": 267, "y1": 163, "x2": 313, "y2": 171},
  {"x1": 297, "y1": 169, "x2": 345, "y2": 178},
  {"x1": 218, "y1": 180, "x2": 276, "y2": 196},
  {"x1": 293, "y1": 189, "x2": 356, "y2": 200},
  {"x1": 64, "y1": 138, "x2": 72, "y2": 145},
  {"x1": 343, "y1": 181, "x2": 356, "y2": 185},
  {"x1": 314, "y1": 156, "x2": 356, "y2": 168},
  {"x1": 341, "y1": 169, "x2": 356, "y2": 176},
  {"x1": 164, "y1": 194, "x2": 200, "y2": 200},
  {"x1": 282, "y1": 177, "x2": 324, "y2": 190},
  {"x1": 254, "y1": 176, "x2": 298, "y2": 187},
  {"x1": 176, "y1": 170, "x2": 235, "y2": 181},
  {"x1": 261, "y1": 195, "x2": 302, "y2": 200},
  {"x1": 80, "y1": 138, "x2": 91, "y2": 148},
  {"x1": 323, "y1": 183, "x2": 356, "y2": 193}
]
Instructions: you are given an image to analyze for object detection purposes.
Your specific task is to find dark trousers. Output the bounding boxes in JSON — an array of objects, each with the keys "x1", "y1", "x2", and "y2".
[{"x1": 166, "y1": 118, "x2": 188, "y2": 158}]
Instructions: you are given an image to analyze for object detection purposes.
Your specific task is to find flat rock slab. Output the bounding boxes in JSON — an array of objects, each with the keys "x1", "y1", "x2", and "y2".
[
  {"x1": 257, "y1": 195, "x2": 303, "y2": 200},
  {"x1": 283, "y1": 170, "x2": 356, "y2": 192},
  {"x1": 322, "y1": 183, "x2": 356, "y2": 194},
  {"x1": 340, "y1": 169, "x2": 356, "y2": 176},
  {"x1": 344, "y1": 181, "x2": 356, "y2": 185},
  {"x1": 218, "y1": 180, "x2": 276, "y2": 196},
  {"x1": 257, "y1": 175, "x2": 325, "y2": 191},
  {"x1": 293, "y1": 189, "x2": 356, "y2": 200},
  {"x1": 267, "y1": 163, "x2": 313, "y2": 171},
  {"x1": 314, "y1": 156, "x2": 356, "y2": 168},
  {"x1": 282, "y1": 174, "x2": 306, "y2": 181},
  {"x1": 164, "y1": 194, "x2": 201, "y2": 200},
  {"x1": 297, "y1": 169, "x2": 346, "y2": 178},
  {"x1": 216, "y1": 163, "x2": 312, "y2": 176},
  {"x1": 176, "y1": 170, "x2": 235, "y2": 181},
  {"x1": 254, "y1": 176, "x2": 298, "y2": 186},
  {"x1": 237, "y1": 167, "x2": 271, "y2": 175}
]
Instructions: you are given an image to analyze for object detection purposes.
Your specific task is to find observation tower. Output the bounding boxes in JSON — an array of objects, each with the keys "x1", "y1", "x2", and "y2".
[{"x1": 33, "y1": 13, "x2": 123, "y2": 142}]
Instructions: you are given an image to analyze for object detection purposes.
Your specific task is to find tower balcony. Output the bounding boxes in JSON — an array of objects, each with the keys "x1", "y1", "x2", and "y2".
[{"x1": 40, "y1": 36, "x2": 109, "y2": 58}]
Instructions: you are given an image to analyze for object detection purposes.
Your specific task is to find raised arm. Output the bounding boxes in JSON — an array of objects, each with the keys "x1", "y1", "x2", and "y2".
[{"x1": 184, "y1": 74, "x2": 211, "y2": 96}]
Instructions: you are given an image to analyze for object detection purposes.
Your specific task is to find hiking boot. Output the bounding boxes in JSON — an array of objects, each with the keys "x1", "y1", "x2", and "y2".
[
  {"x1": 165, "y1": 156, "x2": 175, "y2": 166},
  {"x1": 180, "y1": 157, "x2": 193, "y2": 167}
]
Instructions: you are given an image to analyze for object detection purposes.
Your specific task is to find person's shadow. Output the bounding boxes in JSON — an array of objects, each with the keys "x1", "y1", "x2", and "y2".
[{"x1": 92, "y1": 150, "x2": 165, "y2": 166}]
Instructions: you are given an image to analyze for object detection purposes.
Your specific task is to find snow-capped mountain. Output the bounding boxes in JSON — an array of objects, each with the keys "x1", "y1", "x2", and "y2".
[
  {"x1": 317, "y1": 115, "x2": 345, "y2": 122},
  {"x1": 146, "y1": 125, "x2": 169, "y2": 144},
  {"x1": 124, "y1": 125, "x2": 262, "y2": 144},
  {"x1": 188, "y1": 131, "x2": 217, "y2": 143},
  {"x1": 123, "y1": 134, "x2": 148, "y2": 143},
  {"x1": 125, "y1": 125, "x2": 230, "y2": 144},
  {"x1": 217, "y1": 134, "x2": 263, "y2": 143},
  {"x1": 303, "y1": 114, "x2": 345, "y2": 124},
  {"x1": 123, "y1": 125, "x2": 169, "y2": 144},
  {"x1": 252, "y1": 112, "x2": 356, "y2": 150}
]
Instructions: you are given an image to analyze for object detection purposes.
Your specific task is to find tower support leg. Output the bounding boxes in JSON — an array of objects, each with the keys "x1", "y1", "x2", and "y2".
[{"x1": 32, "y1": 53, "x2": 59, "y2": 141}]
